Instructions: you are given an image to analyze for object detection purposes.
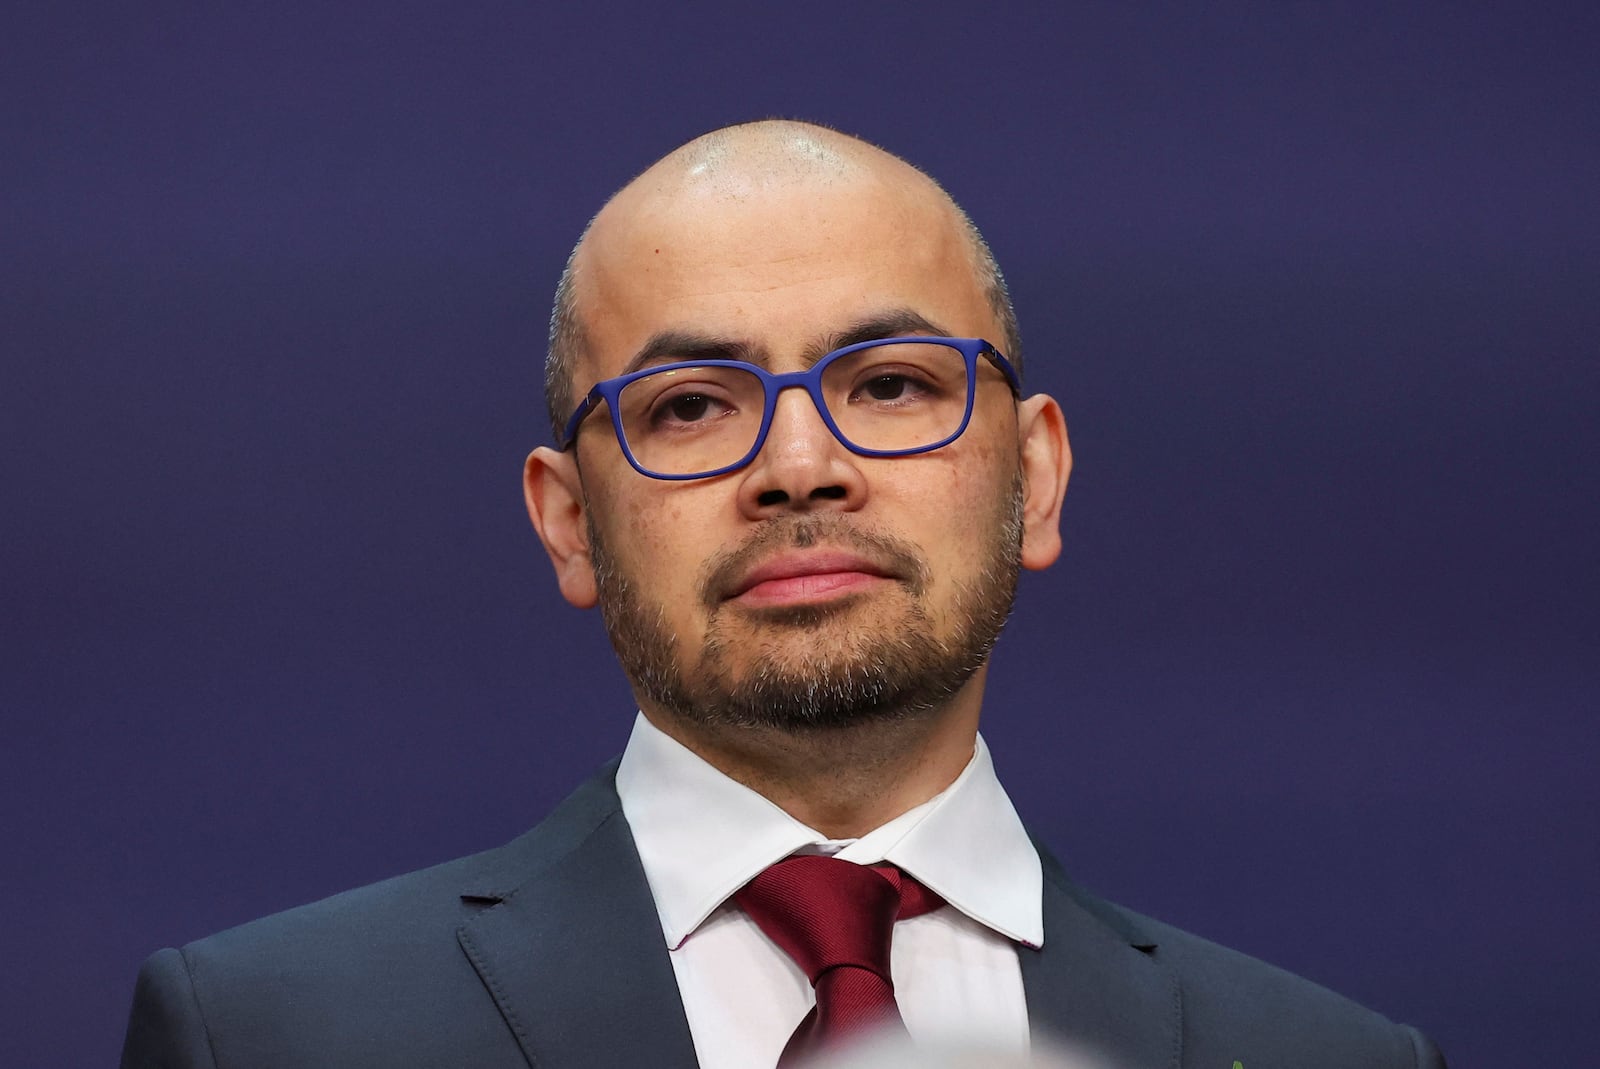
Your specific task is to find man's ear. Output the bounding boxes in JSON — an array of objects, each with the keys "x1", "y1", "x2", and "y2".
[
  {"x1": 523, "y1": 446, "x2": 598, "y2": 608},
  {"x1": 1015, "y1": 394, "x2": 1072, "y2": 571}
]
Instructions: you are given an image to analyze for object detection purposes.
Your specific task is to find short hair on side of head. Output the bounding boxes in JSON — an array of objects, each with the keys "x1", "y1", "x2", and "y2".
[
  {"x1": 545, "y1": 233, "x2": 589, "y2": 440},
  {"x1": 542, "y1": 123, "x2": 1023, "y2": 441},
  {"x1": 950, "y1": 201, "x2": 1023, "y2": 381}
]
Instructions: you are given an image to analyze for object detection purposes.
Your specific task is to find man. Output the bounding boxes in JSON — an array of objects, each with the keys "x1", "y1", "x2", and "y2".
[{"x1": 122, "y1": 120, "x2": 1446, "y2": 1068}]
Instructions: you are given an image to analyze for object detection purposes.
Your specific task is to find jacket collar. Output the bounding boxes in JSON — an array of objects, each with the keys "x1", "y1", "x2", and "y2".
[
  {"x1": 453, "y1": 762, "x2": 1180, "y2": 1069},
  {"x1": 455, "y1": 761, "x2": 699, "y2": 1069},
  {"x1": 1021, "y1": 842, "x2": 1182, "y2": 1069}
]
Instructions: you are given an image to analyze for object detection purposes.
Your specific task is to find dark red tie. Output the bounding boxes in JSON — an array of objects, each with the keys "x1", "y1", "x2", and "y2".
[{"x1": 735, "y1": 855, "x2": 946, "y2": 1066}]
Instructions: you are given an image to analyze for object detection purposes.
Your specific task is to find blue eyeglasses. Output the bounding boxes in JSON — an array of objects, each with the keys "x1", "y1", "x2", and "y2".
[{"x1": 559, "y1": 336, "x2": 1020, "y2": 480}]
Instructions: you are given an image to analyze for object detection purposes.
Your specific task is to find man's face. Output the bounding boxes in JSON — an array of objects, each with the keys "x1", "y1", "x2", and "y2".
[{"x1": 559, "y1": 169, "x2": 1035, "y2": 731}]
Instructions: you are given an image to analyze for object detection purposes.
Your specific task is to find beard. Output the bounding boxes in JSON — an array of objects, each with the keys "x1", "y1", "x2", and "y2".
[{"x1": 586, "y1": 474, "x2": 1024, "y2": 733}]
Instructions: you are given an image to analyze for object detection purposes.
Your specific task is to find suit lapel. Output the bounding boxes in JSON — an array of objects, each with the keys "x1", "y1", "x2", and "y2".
[
  {"x1": 456, "y1": 785, "x2": 699, "y2": 1069},
  {"x1": 1021, "y1": 856, "x2": 1182, "y2": 1069},
  {"x1": 450, "y1": 768, "x2": 1181, "y2": 1069}
]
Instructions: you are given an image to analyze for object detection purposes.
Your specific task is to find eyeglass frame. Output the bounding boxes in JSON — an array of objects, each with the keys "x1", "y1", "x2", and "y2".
[{"x1": 557, "y1": 335, "x2": 1023, "y2": 481}]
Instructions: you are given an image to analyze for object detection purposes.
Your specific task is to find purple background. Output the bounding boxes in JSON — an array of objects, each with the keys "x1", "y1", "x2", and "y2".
[{"x1": 4, "y1": 4, "x2": 1596, "y2": 1066}]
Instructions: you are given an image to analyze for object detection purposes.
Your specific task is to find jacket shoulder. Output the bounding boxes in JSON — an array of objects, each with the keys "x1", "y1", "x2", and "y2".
[
  {"x1": 1038, "y1": 853, "x2": 1446, "y2": 1068},
  {"x1": 181, "y1": 758, "x2": 623, "y2": 963},
  {"x1": 123, "y1": 763, "x2": 626, "y2": 1069},
  {"x1": 1134, "y1": 909, "x2": 1443, "y2": 1066}
]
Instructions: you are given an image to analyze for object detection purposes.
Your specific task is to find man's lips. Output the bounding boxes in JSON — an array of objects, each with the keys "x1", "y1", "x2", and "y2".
[{"x1": 725, "y1": 551, "x2": 897, "y2": 605}]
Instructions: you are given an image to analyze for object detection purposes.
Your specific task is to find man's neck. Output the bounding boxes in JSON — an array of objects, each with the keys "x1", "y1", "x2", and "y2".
[{"x1": 638, "y1": 673, "x2": 986, "y2": 839}]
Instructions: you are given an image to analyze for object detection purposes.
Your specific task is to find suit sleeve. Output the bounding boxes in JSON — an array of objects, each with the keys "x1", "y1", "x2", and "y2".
[{"x1": 121, "y1": 947, "x2": 221, "y2": 1069}]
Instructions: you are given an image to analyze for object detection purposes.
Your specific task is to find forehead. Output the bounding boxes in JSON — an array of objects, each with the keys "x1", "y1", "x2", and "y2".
[{"x1": 572, "y1": 169, "x2": 996, "y2": 382}]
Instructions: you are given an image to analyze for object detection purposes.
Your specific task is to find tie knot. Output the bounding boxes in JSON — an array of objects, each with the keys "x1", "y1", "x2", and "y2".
[{"x1": 735, "y1": 855, "x2": 943, "y2": 982}]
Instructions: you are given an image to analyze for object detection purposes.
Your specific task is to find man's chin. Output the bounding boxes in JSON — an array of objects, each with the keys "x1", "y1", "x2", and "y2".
[
  {"x1": 716, "y1": 590, "x2": 875, "y2": 630},
  {"x1": 686, "y1": 644, "x2": 980, "y2": 733}
]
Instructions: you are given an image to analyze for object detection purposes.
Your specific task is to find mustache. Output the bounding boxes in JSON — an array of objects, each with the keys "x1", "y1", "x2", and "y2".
[{"x1": 699, "y1": 516, "x2": 930, "y2": 610}]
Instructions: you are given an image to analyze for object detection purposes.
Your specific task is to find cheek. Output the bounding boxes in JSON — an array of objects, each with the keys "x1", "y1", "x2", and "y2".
[
  {"x1": 882, "y1": 447, "x2": 1015, "y2": 573},
  {"x1": 603, "y1": 486, "x2": 716, "y2": 596}
]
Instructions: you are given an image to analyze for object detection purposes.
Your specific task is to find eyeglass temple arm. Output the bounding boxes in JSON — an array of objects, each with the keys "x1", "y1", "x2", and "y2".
[
  {"x1": 558, "y1": 392, "x2": 604, "y2": 451},
  {"x1": 984, "y1": 344, "x2": 1023, "y2": 397}
]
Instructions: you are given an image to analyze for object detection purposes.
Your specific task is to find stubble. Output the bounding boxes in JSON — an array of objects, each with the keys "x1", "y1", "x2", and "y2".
[{"x1": 587, "y1": 477, "x2": 1024, "y2": 734}]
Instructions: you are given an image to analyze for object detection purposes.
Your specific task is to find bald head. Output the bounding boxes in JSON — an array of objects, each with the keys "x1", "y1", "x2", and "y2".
[
  {"x1": 635, "y1": 118, "x2": 875, "y2": 196},
  {"x1": 544, "y1": 120, "x2": 1020, "y2": 435}
]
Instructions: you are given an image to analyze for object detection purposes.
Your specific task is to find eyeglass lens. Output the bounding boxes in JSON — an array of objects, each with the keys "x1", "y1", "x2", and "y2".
[{"x1": 615, "y1": 341, "x2": 972, "y2": 477}]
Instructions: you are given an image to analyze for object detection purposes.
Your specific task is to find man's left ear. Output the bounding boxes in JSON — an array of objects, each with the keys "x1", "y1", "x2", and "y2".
[{"x1": 1016, "y1": 394, "x2": 1072, "y2": 571}]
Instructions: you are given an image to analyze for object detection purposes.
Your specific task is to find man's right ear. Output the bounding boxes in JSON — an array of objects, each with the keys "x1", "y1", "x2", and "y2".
[{"x1": 523, "y1": 447, "x2": 598, "y2": 609}]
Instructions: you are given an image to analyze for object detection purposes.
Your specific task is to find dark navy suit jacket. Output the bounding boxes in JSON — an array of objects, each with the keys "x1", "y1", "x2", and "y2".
[{"x1": 122, "y1": 762, "x2": 1447, "y2": 1068}]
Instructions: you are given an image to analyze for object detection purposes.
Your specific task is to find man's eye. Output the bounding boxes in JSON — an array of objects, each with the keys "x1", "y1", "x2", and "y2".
[
  {"x1": 670, "y1": 395, "x2": 711, "y2": 421},
  {"x1": 864, "y1": 375, "x2": 910, "y2": 401},
  {"x1": 854, "y1": 371, "x2": 937, "y2": 405},
  {"x1": 652, "y1": 392, "x2": 724, "y2": 426}
]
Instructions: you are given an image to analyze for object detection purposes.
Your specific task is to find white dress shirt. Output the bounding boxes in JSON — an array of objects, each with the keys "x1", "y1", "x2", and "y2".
[{"x1": 615, "y1": 713, "x2": 1044, "y2": 1069}]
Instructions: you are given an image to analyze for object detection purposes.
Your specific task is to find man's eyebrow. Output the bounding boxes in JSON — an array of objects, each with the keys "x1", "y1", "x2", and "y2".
[
  {"x1": 619, "y1": 332, "x2": 766, "y2": 376},
  {"x1": 810, "y1": 309, "x2": 953, "y2": 364},
  {"x1": 618, "y1": 309, "x2": 950, "y2": 377}
]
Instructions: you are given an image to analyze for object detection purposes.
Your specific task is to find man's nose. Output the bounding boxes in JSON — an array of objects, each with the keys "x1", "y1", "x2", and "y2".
[{"x1": 735, "y1": 386, "x2": 867, "y2": 517}]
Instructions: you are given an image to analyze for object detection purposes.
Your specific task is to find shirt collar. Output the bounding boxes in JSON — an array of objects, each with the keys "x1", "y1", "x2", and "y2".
[{"x1": 615, "y1": 713, "x2": 1043, "y2": 950}]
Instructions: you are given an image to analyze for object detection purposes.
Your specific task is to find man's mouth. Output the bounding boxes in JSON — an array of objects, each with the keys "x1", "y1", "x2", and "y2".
[
  {"x1": 724, "y1": 550, "x2": 897, "y2": 608},
  {"x1": 698, "y1": 516, "x2": 930, "y2": 613}
]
